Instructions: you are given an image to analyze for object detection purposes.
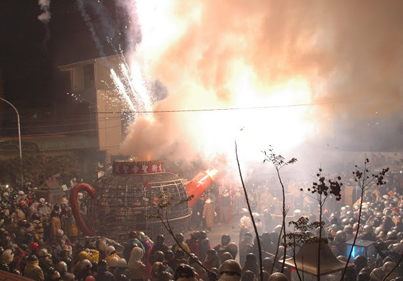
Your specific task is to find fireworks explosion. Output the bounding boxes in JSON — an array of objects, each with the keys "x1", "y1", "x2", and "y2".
[{"x1": 107, "y1": 0, "x2": 403, "y2": 176}]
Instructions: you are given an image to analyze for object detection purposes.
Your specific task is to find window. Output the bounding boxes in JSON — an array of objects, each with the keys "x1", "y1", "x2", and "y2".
[{"x1": 84, "y1": 64, "x2": 94, "y2": 89}]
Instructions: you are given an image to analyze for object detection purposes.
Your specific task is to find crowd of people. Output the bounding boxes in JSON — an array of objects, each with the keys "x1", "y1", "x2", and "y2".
[{"x1": 0, "y1": 167, "x2": 402, "y2": 280}]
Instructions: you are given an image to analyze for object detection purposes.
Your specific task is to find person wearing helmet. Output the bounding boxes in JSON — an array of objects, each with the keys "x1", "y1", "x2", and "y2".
[
  {"x1": 55, "y1": 261, "x2": 67, "y2": 278},
  {"x1": 198, "y1": 231, "x2": 210, "y2": 264},
  {"x1": 10, "y1": 206, "x2": 26, "y2": 231},
  {"x1": 151, "y1": 261, "x2": 168, "y2": 281},
  {"x1": 45, "y1": 267, "x2": 61, "y2": 281},
  {"x1": 173, "y1": 264, "x2": 198, "y2": 281},
  {"x1": 343, "y1": 225, "x2": 354, "y2": 241},
  {"x1": 202, "y1": 249, "x2": 219, "y2": 271},
  {"x1": 261, "y1": 232, "x2": 275, "y2": 258},
  {"x1": 227, "y1": 242, "x2": 238, "y2": 260},
  {"x1": 150, "y1": 234, "x2": 169, "y2": 260},
  {"x1": 241, "y1": 270, "x2": 255, "y2": 281},
  {"x1": 369, "y1": 267, "x2": 385, "y2": 281},
  {"x1": 214, "y1": 234, "x2": 231, "y2": 264},
  {"x1": 353, "y1": 255, "x2": 368, "y2": 276},
  {"x1": 53, "y1": 229, "x2": 70, "y2": 250},
  {"x1": 105, "y1": 246, "x2": 120, "y2": 267},
  {"x1": 123, "y1": 231, "x2": 145, "y2": 262},
  {"x1": 188, "y1": 253, "x2": 208, "y2": 281},
  {"x1": 172, "y1": 233, "x2": 191, "y2": 255},
  {"x1": 115, "y1": 258, "x2": 129, "y2": 279},
  {"x1": 1, "y1": 248, "x2": 13, "y2": 265},
  {"x1": 65, "y1": 207, "x2": 78, "y2": 243},
  {"x1": 239, "y1": 232, "x2": 253, "y2": 267},
  {"x1": 218, "y1": 259, "x2": 242, "y2": 281},
  {"x1": 185, "y1": 231, "x2": 199, "y2": 257},
  {"x1": 385, "y1": 230, "x2": 398, "y2": 247},
  {"x1": 24, "y1": 254, "x2": 45, "y2": 281},
  {"x1": 241, "y1": 253, "x2": 259, "y2": 277},
  {"x1": 220, "y1": 252, "x2": 234, "y2": 264},
  {"x1": 31, "y1": 213, "x2": 44, "y2": 243},
  {"x1": 267, "y1": 272, "x2": 288, "y2": 281},
  {"x1": 359, "y1": 225, "x2": 375, "y2": 241},
  {"x1": 334, "y1": 230, "x2": 347, "y2": 256},
  {"x1": 50, "y1": 210, "x2": 61, "y2": 241},
  {"x1": 38, "y1": 248, "x2": 53, "y2": 272},
  {"x1": 95, "y1": 259, "x2": 115, "y2": 281},
  {"x1": 382, "y1": 261, "x2": 398, "y2": 279},
  {"x1": 108, "y1": 256, "x2": 119, "y2": 275}
]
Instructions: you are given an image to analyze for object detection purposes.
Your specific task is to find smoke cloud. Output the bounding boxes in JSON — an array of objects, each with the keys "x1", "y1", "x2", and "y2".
[
  {"x1": 38, "y1": 0, "x2": 51, "y2": 23},
  {"x1": 120, "y1": 0, "x2": 403, "y2": 172}
]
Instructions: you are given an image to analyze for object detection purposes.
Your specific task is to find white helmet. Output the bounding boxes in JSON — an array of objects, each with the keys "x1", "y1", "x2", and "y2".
[
  {"x1": 105, "y1": 246, "x2": 115, "y2": 257},
  {"x1": 56, "y1": 261, "x2": 67, "y2": 273},
  {"x1": 38, "y1": 248, "x2": 50, "y2": 258},
  {"x1": 109, "y1": 257, "x2": 119, "y2": 267},
  {"x1": 1, "y1": 249, "x2": 13, "y2": 265},
  {"x1": 117, "y1": 258, "x2": 127, "y2": 268},
  {"x1": 98, "y1": 240, "x2": 107, "y2": 251}
]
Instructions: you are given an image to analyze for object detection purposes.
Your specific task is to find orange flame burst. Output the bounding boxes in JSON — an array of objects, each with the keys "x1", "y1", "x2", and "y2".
[{"x1": 206, "y1": 169, "x2": 218, "y2": 179}]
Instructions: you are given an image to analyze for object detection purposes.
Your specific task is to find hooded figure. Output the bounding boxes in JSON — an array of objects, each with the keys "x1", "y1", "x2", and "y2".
[{"x1": 128, "y1": 247, "x2": 146, "y2": 281}]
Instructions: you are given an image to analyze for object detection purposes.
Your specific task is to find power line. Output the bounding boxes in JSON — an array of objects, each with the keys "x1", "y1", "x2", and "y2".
[
  {"x1": 61, "y1": 99, "x2": 372, "y2": 114},
  {"x1": 20, "y1": 124, "x2": 123, "y2": 138}
]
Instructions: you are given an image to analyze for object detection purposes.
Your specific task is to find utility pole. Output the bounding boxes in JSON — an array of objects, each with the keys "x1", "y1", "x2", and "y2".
[{"x1": 0, "y1": 98, "x2": 23, "y2": 187}]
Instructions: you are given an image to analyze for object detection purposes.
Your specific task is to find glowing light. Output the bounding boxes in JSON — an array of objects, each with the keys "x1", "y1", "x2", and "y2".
[
  {"x1": 110, "y1": 69, "x2": 135, "y2": 112},
  {"x1": 118, "y1": 1, "x2": 318, "y2": 163},
  {"x1": 206, "y1": 169, "x2": 218, "y2": 178},
  {"x1": 109, "y1": 55, "x2": 155, "y2": 123}
]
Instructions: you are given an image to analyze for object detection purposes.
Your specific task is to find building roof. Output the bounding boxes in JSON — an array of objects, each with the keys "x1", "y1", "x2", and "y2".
[{"x1": 284, "y1": 242, "x2": 354, "y2": 276}]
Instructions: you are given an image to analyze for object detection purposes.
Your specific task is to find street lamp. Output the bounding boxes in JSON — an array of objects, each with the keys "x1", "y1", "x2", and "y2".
[{"x1": 0, "y1": 98, "x2": 23, "y2": 186}]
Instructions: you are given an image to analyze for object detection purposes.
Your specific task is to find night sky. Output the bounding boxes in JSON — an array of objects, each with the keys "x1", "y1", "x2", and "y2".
[{"x1": 0, "y1": 0, "x2": 133, "y2": 104}]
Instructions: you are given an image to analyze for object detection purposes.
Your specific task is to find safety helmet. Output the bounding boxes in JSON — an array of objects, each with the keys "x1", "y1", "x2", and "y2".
[
  {"x1": 98, "y1": 240, "x2": 107, "y2": 251},
  {"x1": 55, "y1": 261, "x2": 67, "y2": 273},
  {"x1": 109, "y1": 257, "x2": 119, "y2": 267},
  {"x1": 219, "y1": 260, "x2": 241, "y2": 277},
  {"x1": 175, "y1": 233, "x2": 184, "y2": 243},
  {"x1": 221, "y1": 234, "x2": 231, "y2": 245},
  {"x1": 156, "y1": 234, "x2": 165, "y2": 243},
  {"x1": 105, "y1": 246, "x2": 115, "y2": 257},
  {"x1": 268, "y1": 272, "x2": 288, "y2": 281},
  {"x1": 80, "y1": 259, "x2": 92, "y2": 271},
  {"x1": 117, "y1": 258, "x2": 127, "y2": 268}
]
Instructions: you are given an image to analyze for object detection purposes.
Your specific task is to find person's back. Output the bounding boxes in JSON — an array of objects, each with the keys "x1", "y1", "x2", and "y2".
[
  {"x1": 218, "y1": 260, "x2": 242, "y2": 281},
  {"x1": 96, "y1": 260, "x2": 115, "y2": 281},
  {"x1": 198, "y1": 231, "x2": 210, "y2": 262}
]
